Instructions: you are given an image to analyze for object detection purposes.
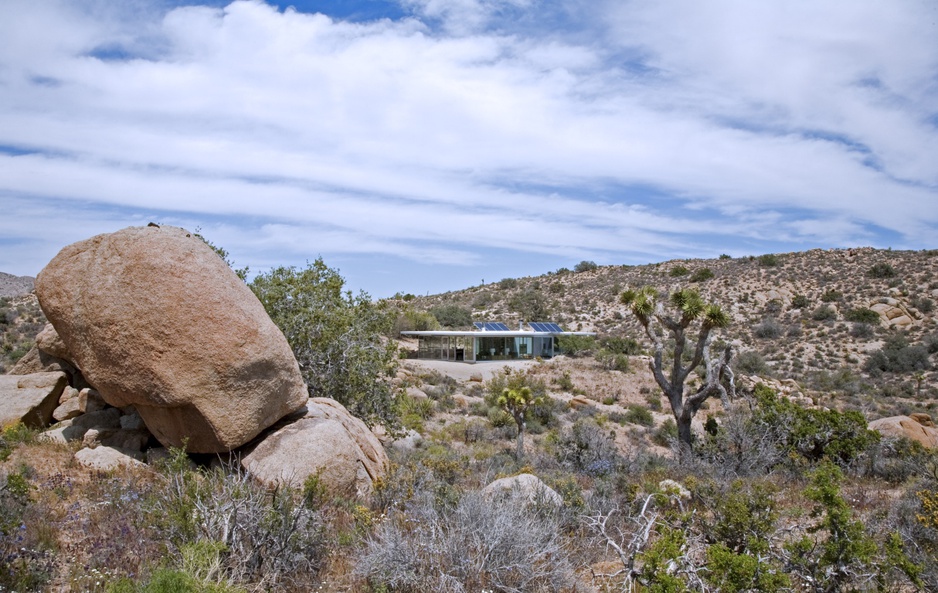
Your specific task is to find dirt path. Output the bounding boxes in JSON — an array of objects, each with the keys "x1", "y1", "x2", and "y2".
[{"x1": 402, "y1": 358, "x2": 545, "y2": 382}]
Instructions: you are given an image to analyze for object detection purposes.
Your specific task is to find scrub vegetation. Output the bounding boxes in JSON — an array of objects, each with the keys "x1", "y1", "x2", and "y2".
[{"x1": 3, "y1": 246, "x2": 938, "y2": 590}]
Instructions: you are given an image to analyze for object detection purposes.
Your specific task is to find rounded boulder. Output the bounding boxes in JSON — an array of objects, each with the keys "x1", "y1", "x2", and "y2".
[{"x1": 35, "y1": 225, "x2": 309, "y2": 453}]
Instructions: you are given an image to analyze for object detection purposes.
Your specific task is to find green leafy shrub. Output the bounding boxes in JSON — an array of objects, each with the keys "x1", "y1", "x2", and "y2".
[
  {"x1": 574, "y1": 260, "x2": 599, "y2": 273},
  {"x1": 596, "y1": 349, "x2": 629, "y2": 372},
  {"x1": 690, "y1": 268, "x2": 714, "y2": 282},
  {"x1": 821, "y1": 289, "x2": 843, "y2": 302},
  {"x1": 868, "y1": 262, "x2": 897, "y2": 278},
  {"x1": 556, "y1": 334, "x2": 596, "y2": 357},
  {"x1": 251, "y1": 259, "x2": 400, "y2": 429},
  {"x1": 601, "y1": 336, "x2": 642, "y2": 355},
  {"x1": 652, "y1": 419, "x2": 678, "y2": 447},
  {"x1": 757, "y1": 253, "x2": 780, "y2": 267},
  {"x1": 735, "y1": 350, "x2": 769, "y2": 375},
  {"x1": 751, "y1": 384, "x2": 879, "y2": 464},
  {"x1": 753, "y1": 318, "x2": 782, "y2": 339},
  {"x1": 791, "y1": 294, "x2": 810, "y2": 309},
  {"x1": 844, "y1": 307, "x2": 880, "y2": 324},
  {"x1": 811, "y1": 305, "x2": 837, "y2": 321},
  {"x1": 669, "y1": 265, "x2": 689, "y2": 277},
  {"x1": 864, "y1": 333, "x2": 931, "y2": 375},
  {"x1": 429, "y1": 304, "x2": 472, "y2": 328},
  {"x1": 624, "y1": 405, "x2": 654, "y2": 427},
  {"x1": 851, "y1": 322, "x2": 875, "y2": 339}
]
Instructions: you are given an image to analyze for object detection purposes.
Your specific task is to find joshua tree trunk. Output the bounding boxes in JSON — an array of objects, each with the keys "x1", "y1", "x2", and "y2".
[{"x1": 621, "y1": 287, "x2": 735, "y2": 451}]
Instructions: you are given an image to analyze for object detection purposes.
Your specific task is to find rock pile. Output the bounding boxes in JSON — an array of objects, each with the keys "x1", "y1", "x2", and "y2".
[{"x1": 0, "y1": 225, "x2": 388, "y2": 493}]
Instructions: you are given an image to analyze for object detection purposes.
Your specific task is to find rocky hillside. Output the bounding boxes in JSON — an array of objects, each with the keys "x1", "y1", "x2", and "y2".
[
  {"x1": 406, "y1": 247, "x2": 938, "y2": 417},
  {"x1": 0, "y1": 271, "x2": 34, "y2": 298}
]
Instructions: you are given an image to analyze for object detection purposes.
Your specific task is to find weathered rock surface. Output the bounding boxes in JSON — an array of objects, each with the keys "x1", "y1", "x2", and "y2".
[
  {"x1": 34, "y1": 225, "x2": 308, "y2": 453},
  {"x1": 869, "y1": 415, "x2": 938, "y2": 448},
  {"x1": 0, "y1": 371, "x2": 68, "y2": 429},
  {"x1": 8, "y1": 345, "x2": 86, "y2": 388},
  {"x1": 481, "y1": 473, "x2": 563, "y2": 507},
  {"x1": 75, "y1": 446, "x2": 146, "y2": 470},
  {"x1": 36, "y1": 323, "x2": 72, "y2": 360},
  {"x1": 242, "y1": 397, "x2": 389, "y2": 496}
]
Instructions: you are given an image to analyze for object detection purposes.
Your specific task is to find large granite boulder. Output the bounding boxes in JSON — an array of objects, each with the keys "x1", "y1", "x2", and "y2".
[
  {"x1": 0, "y1": 371, "x2": 68, "y2": 429},
  {"x1": 34, "y1": 225, "x2": 308, "y2": 453},
  {"x1": 242, "y1": 398, "x2": 389, "y2": 496},
  {"x1": 481, "y1": 473, "x2": 563, "y2": 507},
  {"x1": 870, "y1": 415, "x2": 938, "y2": 448}
]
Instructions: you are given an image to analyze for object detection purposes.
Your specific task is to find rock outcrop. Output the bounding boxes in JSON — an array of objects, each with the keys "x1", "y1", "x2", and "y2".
[
  {"x1": 242, "y1": 398, "x2": 389, "y2": 496},
  {"x1": 0, "y1": 371, "x2": 68, "y2": 429},
  {"x1": 869, "y1": 415, "x2": 938, "y2": 448},
  {"x1": 34, "y1": 225, "x2": 308, "y2": 453}
]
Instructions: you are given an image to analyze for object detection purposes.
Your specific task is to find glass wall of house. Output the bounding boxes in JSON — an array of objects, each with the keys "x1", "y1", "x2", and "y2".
[
  {"x1": 474, "y1": 335, "x2": 548, "y2": 360},
  {"x1": 416, "y1": 335, "x2": 474, "y2": 361}
]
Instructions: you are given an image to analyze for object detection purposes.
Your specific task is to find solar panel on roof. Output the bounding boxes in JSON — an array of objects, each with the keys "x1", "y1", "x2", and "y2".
[
  {"x1": 531, "y1": 322, "x2": 564, "y2": 332},
  {"x1": 475, "y1": 322, "x2": 510, "y2": 331}
]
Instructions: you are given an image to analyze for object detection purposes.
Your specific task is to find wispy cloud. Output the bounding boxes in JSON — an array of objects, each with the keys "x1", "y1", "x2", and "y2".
[{"x1": 0, "y1": 0, "x2": 935, "y2": 296}]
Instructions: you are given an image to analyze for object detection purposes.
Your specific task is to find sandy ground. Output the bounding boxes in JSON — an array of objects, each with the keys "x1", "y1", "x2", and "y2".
[{"x1": 402, "y1": 358, "x2": 545, "y2": 382}]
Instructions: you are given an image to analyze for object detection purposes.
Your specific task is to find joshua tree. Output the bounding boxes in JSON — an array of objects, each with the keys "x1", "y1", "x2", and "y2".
[
  {"x1": 620, "y1": 287, "x2": 735, "y2": 449},
  {"x1": 498, "y1": 386, "x2": 543, "y2": 459}
]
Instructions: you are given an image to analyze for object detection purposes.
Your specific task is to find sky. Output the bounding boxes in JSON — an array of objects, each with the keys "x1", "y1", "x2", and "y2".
[{"x1": 1, "y1": 0, "x2": 936, "y2": 298}]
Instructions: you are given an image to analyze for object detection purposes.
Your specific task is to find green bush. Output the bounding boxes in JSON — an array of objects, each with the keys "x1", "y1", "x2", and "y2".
[
  {"x1": 557, "y1": 334, "x2": 596, "y2": 357},
  {"x1": 757, "y1": 253, "x2": 779, "y2": 267},
  {"x1": 669, "y1": 265, "x2": 689, "y2": 277},
  {"x1": 735, "y1": 350, "x2": 769, "y2": 375},
  {"x1": 791, "y1": 294, "x2": 809, "y2": 309},
  {"x1": 811, "y1": 305, "x2": 837, "y2": 321},
  {"x1": 652, "y1": 419, "x2": 678, "y2": 447},
  {"x1": 821, "y1": 289, "x2": 843, "y2": 302},
  {"x1": 868, "y1": 262, "x2": 897, "y2": 278},
  {"x1": 429, "y1": 304, "x2": 472, "y2": 328},
  {"x1": 251, "y1": 259, "x2": 400, "y2": 430},
  {"x1": 625, "y1": 405, "x2": 654, "y2": 427},
  {"x1": 574, "y1": 260, "x2": 599, "y2": 273},
  {"x1": 844, "y1": 307, "x2": 880, "y2": 324},
  {"x1": 863, "y1": 333, "x2": 931, "y2": 375},
  {"x1": 690, "y1": 268, "x2": 714, "y2": 283}
]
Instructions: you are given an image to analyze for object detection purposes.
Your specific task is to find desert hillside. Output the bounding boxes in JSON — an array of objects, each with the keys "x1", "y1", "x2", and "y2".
[{"x1": 405, "y1": 247, "x2": 938, "y2": 417}]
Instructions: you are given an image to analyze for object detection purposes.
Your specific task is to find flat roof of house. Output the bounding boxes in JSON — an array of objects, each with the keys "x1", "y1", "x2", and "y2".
[{"x1": 400, "y1": 330, "x2": 596, "y2": 337}]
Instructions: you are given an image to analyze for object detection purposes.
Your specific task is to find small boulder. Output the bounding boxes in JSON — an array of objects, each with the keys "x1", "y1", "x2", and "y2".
[
  {"x1": 52, "y1": 397, "x2": 82, "y2": 422},
  {"x1": 242, "y1": 398, "x2": 389, "y2": 496},
  {"x1": 35, "y1": 225, "x2": 309, "y2": 453},
  {"x1": 481, "y1": 473, "x2": 563, "y2": 507},
  {"x1": 0, "y1": 371, "x2": 68, "y2": 429},
  {"x1": 79, "y1": 389, "x2": 106, "y2": 414},
  {"x1": 75, "y1": 446, "x2": 146, "y2": 470},
  {"x1": 405, "y1": 387, "x2": 429, "y2": 400}
]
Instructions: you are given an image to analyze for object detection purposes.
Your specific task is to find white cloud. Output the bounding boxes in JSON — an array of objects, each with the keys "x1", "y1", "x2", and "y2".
[{"x1": 0, "y1": 0, "x2": 935, "y2": 294}]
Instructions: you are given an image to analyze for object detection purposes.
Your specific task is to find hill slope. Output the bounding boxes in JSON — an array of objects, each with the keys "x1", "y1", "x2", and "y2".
[{"x1": 406, "y1": 247, "x2": 938, "y2": 417}]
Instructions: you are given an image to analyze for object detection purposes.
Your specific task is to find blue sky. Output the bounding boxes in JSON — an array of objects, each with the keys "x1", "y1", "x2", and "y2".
[{"x1": 1, "y1": 0, "x2": 936, "y2": 298}]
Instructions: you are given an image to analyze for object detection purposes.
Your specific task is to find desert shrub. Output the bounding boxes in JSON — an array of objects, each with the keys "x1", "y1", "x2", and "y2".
[
  {"x1": 753, "y1": 318, "x2": 782, "y2": 339},
  {"x1": 358, "y1": 488, "x2": 576, "y2": 592},
  {"x1": 851, "y1": 322, "x2": 875, "y2": 339},
  {"x1": 864, "y1": 333, "x2": 931, "y2": 375},
  {"x1": 574, "y1": 260, "x2": 599, "y2": 273},
  {"x1": 844, "y1": 307, "x2": 881, "y2": 324},
  {"x1": 508, "y1": 288, "x2": 550, "y2": 320},
  {"x1": 868, "y1": 262, "x2": 897, "y2": 278},
  {"x1": 811, "y1": 305, "x2": 837, "y2": 321},
  {"x1": 719, "y1": 253, "x2": 732, "y2": 259},
  {"x1": 394, "y1": 309, "x2": 440, "y2": 333},
  {"x1": 912, "y1": 296, "x2": 935, "y2": 314},
  {"x1": 552, "y1": 418, "x2": 620, "y2": 476},
  {"x1": 596, "y1": 349, "x2": 629, "y2": 372},
  {"x1": 735, "y1": 350, "x2": 769, "y2": 375},
  {"x1": 669, "y1": 265, "x2": 689, "y2": 277},
  {"x1": 624, "y1": 405, "x2": 654, "y2": 427},
  {"x1": 821, "y1": 288, "x2": 843, "y2": 302},
  {"x1": 429, "y1": 304, "x2": 472, "y2": 328},
  {"x1": 251, "y1": 259, "x2": 400, "y2": 430},
  {"x1": 601, "y1": 336, "x2": 642, "y2": 355},
  {"x1": 146, "y1": 454, "x2": 325, "y2": 589},
  {"x1": 757, "y1": 253, "x2": 780, "y2": 267},
  {"x1": 652, "y1": 419, "x2": 678, "y2": 447},
  {"x1": 791, "y1": 294, "x2": 810, "y2": 309},
  {"x1": 750, "y1": 384, "x2": 879, "y2": 465},
  {"x1": 556, "y1": 334, "x2": 596, "y2": 357},
  {"x1": 763, "y1": 299, "x2": 783, "y2": 315},
  {"x1": 690, "y1": 268, "x2": 714, "y2": 283},
  {"x1": 498, "y1": 277, "x2": 518, "y2": 289}
]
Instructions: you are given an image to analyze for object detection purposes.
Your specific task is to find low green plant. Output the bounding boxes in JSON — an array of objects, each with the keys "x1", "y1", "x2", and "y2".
[
  {"x1": 757, "y1": 253, "x2": 780, "y2": 267},
  {"x1": 690, "y1": 268, "x2": 714, "y2": 283},
  {"x1": 868, "y1": 262, "x2": 897, "y2": 278},
  {"x1": 669, "y1": 265, "x2": 689, "y2": 277},
  {"x1": 844, "y1": 307, "x2": 880, "y2": 324}
]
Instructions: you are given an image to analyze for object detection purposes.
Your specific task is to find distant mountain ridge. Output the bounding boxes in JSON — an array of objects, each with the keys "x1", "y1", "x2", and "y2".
[{"x1": 0, "y1": 272, "x2": 35, "y2": 298}]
